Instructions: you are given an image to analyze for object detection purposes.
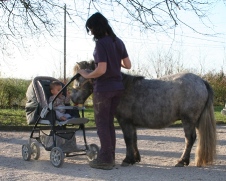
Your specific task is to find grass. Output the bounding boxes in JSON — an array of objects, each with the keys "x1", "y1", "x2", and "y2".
[
  {"x1": 0, "y1": 106, "x2": 225, "y2": 129},
  {"x1": 214, "y1": 106, "x2": 226, "y2": 124},
  {"x1": 0, "y1": 108, "x2": 27, "y2": 126},
  {"x1": 0, "y1": 107, "x2": 96, "y2": 127}
]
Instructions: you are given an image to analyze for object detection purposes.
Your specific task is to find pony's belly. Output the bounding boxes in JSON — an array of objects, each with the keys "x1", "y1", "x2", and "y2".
[{"x1": 133, "y1": 118, "x2": 176, "y2": 129}]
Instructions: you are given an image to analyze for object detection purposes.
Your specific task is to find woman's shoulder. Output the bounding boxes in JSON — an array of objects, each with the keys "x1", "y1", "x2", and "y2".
[
  {"x1": 97, "y1": 36, "x2": 124, "y2": 45},
  {"x1": 97, "y1": 36, "x2": 110, "y2": 42}
]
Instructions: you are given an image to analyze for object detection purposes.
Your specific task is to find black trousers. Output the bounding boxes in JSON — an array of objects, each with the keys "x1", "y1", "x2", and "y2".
[{"x1": 93, "y1": 90, "x2": 123, "y2": 163}]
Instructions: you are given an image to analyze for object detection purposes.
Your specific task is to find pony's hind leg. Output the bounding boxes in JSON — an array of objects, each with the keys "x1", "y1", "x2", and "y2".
[
  {"x1": 175, "y1": 123, "x2": 196, "y2": 167},
  {"x1": 119, "y1": 121, "x2": 140, "y2": 166}
]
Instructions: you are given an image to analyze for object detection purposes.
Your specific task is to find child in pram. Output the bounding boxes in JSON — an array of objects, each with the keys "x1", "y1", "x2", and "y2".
[{"x1": 49, "y1": 81, "x2": 73, "y2": 121}]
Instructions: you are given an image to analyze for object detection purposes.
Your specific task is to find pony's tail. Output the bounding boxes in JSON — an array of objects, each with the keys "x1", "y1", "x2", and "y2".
[{"x1": 195, "y1": 81, "x2": 216, "y2": 167}]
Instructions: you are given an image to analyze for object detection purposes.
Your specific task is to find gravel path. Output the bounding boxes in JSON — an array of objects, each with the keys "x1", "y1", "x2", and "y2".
[{"x1": 0, "y1": 126, "x2": 226, "y2": 181}]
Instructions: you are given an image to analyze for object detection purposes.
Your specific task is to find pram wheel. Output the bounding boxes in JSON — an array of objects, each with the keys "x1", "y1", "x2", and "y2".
[
  {"x1": 50, "y1": 147, "x2": 64, "y2": 167},
  {"x1": 31, "y1": 142, "x2": 40, "y2": 160},
  {"x1": 86, "y1": 144, "x2": 99, "y2": 161},
  {"x1": 22, "y1": 144, "x2": 31, "y2": 161}
]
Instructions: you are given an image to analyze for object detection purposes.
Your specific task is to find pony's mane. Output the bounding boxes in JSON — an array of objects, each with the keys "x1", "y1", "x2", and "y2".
[{"x1": 121, "y1": 72, "x2": 144, "y2": 88}]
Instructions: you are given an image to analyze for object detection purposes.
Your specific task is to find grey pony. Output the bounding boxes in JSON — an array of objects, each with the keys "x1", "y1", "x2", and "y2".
[{"x1": 71, "y1": 60, "x2": 216, "y2": 167}]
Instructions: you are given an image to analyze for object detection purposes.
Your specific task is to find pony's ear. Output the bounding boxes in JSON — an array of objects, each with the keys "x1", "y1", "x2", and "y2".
[{"x1": 76, "y1": 62, "x2": 81, "y2": 69}]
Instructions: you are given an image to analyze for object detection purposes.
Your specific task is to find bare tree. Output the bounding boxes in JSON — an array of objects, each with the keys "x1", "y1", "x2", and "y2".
[
  {"x1": 0, "y1": 0, "x2": 223, "y2": 39},
  {"x1": 113, "y1": 0, "x2": 218, "y2": 33},
  {"x1": 0, "y1": 0, "x2": 224, "y2": 71},
  {"x1": 0, "y1": 1, "x2": 63, "y2": 51},
  {"x1": 0, "y1": 1, "x2": 63, "y2": 35}
]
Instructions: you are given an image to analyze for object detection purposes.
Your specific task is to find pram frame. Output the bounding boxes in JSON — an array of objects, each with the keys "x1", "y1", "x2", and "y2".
[{"x1": 22, "y1": 74, "x2": 99, "y2": 167}]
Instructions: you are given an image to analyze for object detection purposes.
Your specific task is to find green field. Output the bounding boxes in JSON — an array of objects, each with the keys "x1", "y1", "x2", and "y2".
[{"x1": 0, "y1": 106, "x2": 225, "y2": 129}]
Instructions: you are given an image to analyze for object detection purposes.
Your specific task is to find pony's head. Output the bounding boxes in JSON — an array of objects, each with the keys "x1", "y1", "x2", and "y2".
[{"x1": 71, "y1": 61, "x2": 95, "y2": 104}]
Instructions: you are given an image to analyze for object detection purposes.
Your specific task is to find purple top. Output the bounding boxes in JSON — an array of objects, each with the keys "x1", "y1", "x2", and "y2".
[{"x1": 93, "y1": 36, "x2": 128, "y2": 92}]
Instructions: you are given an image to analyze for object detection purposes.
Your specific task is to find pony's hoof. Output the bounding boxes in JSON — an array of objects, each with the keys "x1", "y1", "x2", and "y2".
[
  {"x1": 135, "y1": 157, "x2": 141, "y2": 163},
  {"x1": 175, "y1": 162, "x2": 185, "y2": 167},
  {"x1": 121, "y1": 161, "x2": 130, "y2": 167}
]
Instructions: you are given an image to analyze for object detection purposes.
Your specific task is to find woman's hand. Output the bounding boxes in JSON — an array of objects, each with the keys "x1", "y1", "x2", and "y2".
[{"x1": 78, "y1": 69, "x2": 89, "y2": 79}]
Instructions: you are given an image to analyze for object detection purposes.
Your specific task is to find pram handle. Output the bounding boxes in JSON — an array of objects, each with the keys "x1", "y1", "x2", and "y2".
[{"x1": 71, "y1": 73, "x2": 81, "y2": 81}]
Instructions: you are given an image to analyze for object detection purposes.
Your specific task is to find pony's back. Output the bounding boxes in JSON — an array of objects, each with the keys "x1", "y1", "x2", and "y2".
[{"x1": 116, "y1": 73, "x2": 208, "y2": 128}]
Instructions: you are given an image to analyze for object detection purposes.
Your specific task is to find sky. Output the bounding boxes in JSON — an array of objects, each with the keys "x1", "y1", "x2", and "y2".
[{"x1": 0, "y1": 1, "x2": 226, "y2": 80}]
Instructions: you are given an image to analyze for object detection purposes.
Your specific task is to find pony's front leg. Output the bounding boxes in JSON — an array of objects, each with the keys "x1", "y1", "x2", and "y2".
[
  {"x1": 119, "y1": 121, "x2": 140, "y2": 166},
  {"x1": 175, "y1": 124, "x2": 196, "y2": 167}
]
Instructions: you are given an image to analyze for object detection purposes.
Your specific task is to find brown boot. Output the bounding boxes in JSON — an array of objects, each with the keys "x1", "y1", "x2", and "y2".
[{"x1": 89, "y1": 159, "x2": 114, "y2": 170}]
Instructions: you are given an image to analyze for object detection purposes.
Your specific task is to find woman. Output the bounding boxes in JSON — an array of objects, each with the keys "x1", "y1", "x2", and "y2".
[{"x1": 78, "y1": 12, "x2": 131, "y2": 170}]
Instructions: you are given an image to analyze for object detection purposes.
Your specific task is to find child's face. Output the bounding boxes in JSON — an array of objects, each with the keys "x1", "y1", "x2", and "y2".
[{"x1": 51, "y1": 85, "x2": 62, "y2": 96}]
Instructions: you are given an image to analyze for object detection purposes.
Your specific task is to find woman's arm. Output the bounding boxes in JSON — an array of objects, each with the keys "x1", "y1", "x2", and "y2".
[
  {"x1": 78, "y1": 62, "x2": 107, "y2": 79},
  {"x1": 121, "y1": 57, "x2": 131, "y2": 69}
]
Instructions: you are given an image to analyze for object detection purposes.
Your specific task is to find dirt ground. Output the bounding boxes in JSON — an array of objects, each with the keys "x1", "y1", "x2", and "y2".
[{"x1": 0, "y1": 125, "x2": 226, "y2": 181}]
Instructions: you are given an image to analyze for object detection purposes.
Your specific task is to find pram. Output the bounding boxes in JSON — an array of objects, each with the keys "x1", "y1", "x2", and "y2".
[{"x1": 22, "y1": 74, "x2": 99, "y2": 167}]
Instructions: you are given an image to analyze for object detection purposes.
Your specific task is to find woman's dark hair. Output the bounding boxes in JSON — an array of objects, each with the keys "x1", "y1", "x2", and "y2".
[{"x1": 85, "y1": 12, "x2": 116, "y2": 41}]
